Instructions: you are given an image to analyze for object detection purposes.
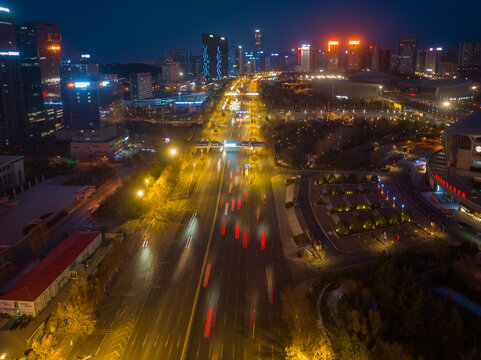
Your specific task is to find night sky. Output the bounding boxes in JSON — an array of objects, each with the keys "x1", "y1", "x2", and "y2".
[{"x1": 8, "y1": 0, "x2": 481, "y2": 63}]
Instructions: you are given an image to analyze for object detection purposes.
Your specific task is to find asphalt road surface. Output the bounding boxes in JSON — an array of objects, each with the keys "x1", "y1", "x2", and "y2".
[{"x1": 71, "y1": 77, "x2": 289, "y2": 360}]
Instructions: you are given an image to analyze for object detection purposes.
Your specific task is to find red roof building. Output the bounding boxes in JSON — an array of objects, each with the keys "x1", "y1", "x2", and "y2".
[{"x1": 0, "y1": 231, "x2": 101, "y2": 317}]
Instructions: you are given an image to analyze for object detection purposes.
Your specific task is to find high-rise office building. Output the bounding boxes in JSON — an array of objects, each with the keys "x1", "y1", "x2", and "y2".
[
  {"x1": 424, "y1": 47, "x2": 443, "y2": 74},
  {"x1": 310, "y1": 39, "x2": 319, "y2": 71},
  {"x1": 201, "y1": 33, "x2": 228, "y2": 81},
  {"x1": 458, "y1": 42, "x2": 473, "y2": 69},
  {"x1": 61, "y1": 53, "x2": 99, "y2": 81},
  {"x1": 389, "y1": 49, "x2": 399, "y2": 72},
  {"x1": 416, "y1": 50, "x2": 426, "y2": 74},
  {"x1": 130, "y1": 73, "x2": 152, "y2": 100},
  {"x1": 298, "y1": 44, "x2": 311, "y2": 72},
  {"x1": 347, "y1": 40, "x2": 361, "y2": 71},
  {"x1": 187, "y1": 54, "x2": 203, "y2": 78},
  {"x1": 60, "y1": 53, "x2": 99, "y2": 108},
  {"x1": 398, "y1": 34, "x2": 417, "y2": 74},
  {"x1": 64, "y1": 77, "x2": 125, "y2": 159},
  {"x1": 16, "y1": 21, "x2": 63, "y2": 139},
  {"x1": 0, "y1": 51, "x2": 25, "y2": 149},
  {"x1": 229, "y1": 46, "x2": 244, "y2": 76},
  {"x1": 473, "y1": 42, "x2": 481, "y2": 68},
  {"x1": 63, "y1": 78, "x2": 123, "y2": 131},
  {"x1": 255, "y1": 29, "x2": 262, "y2": 51},
  {"x1": 438, "y1": 48, "x2": 458, "y2": 76},
  {"x1": 0, "y1": 6, "x2": 26, "y2": 149},
  {"x1": 0, "y1": 6, "x2": 15, "y2": 50},
  {"x1": 327, "y1": 40, "x2": 339, "y2": 72},
  {"x1": 363, "y1": 45, "x2": 379, "y2": 71}
]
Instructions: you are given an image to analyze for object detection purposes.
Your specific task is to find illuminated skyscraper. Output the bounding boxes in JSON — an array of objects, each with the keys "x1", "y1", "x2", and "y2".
[
  {"x1": 16, "y1": 21, "x2": 63, "y2": 139},
  {"x1": 0, "y1": 6, "x2": 15, "y2": 50},
  {"x1": 298, "y1": 44, "x2": 311, "y2": 72},
  {"x1": 0, "y1": 6, "x2": 26, "y2": 148},
  {"x1": 0, "y1": 51, "x2": 25, "y2": 148},
  {"x1": 327, "y1": 40, "x2": 339, "y2": 72},
  {"x1": 63, "y1": 79, "x2": 123, "y2": 130},
  {"x1": 255, "y1": 29, "x2": 262, "y2": 50},
  {"x1": 347, "y1": 40, "x2": 361, "y2": 71},
  {"x1": 398, "y1": 34, "x2": 417, "y2": 74},
  {"x1": 130, "y1": 73, "x2": 152, "y2": 100},
  {"x1": 201, "y1": 33, "x2": 228, "y2": 81}
]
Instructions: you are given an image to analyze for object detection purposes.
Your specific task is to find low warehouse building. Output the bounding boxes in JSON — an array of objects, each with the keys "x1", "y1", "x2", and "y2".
[{"x1": 0, "y1": 231, "x2": 101, "y2": 317}]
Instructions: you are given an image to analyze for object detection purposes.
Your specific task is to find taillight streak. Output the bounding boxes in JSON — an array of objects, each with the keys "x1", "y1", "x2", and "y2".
[
  {"x1": 203, "y1": 264, "x2": 211, "y2": 287},
  {"x1": 204, "y1": 306, "x2": 214, "y2": 337}
]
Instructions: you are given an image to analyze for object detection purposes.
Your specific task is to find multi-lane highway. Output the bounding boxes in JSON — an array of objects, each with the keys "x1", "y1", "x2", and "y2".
[{"x1": 71, "y1": 77, "x2": 289, "y2": 360}]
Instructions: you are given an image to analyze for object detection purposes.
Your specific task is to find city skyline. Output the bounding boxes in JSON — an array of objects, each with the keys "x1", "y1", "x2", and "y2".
[{"x1": 7, "y1": 0, "x2": 481, "y2": 62}]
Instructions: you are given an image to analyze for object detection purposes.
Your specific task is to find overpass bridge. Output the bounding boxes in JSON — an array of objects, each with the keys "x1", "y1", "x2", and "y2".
[{"x1": 195, "y1": 139, "x2": 264, "y2": 149}]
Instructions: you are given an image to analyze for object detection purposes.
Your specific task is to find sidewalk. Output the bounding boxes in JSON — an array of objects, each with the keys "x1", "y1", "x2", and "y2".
[{"x1": 271, "y1": 174, "x2": 318, "y2": 282}]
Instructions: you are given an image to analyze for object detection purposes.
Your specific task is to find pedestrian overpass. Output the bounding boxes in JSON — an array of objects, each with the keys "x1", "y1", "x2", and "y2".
[{"x1": 195, "y1": 139, "x2": 264, "y2": 149}]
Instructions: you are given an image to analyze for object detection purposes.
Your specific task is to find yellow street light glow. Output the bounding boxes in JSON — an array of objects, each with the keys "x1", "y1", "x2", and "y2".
[
  {"x1": 443, "y1": 101, "x2": 450, "y2": 107},
  {"x1": 137, "y1": 190, "x2": 144, "y2": 197},
  {"x1": 145, "y1": 178, "x2": 149, "y2": 184},
  {"x1": 170, "y1": 148, "x2": 177, "y2": 156}
]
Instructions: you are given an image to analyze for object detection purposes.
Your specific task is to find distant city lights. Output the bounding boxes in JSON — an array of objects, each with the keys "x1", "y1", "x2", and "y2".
[
  {"x1": 74, "y1": 82, "x2": 90, "y2": 88},
  {"x1": 0, "y1": 51, "x2": 19, "y2": 56}
]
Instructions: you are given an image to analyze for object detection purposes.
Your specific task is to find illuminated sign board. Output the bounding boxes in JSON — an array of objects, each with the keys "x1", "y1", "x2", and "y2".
[
  {"x1": 81, "y1": 54, "x2": 90, "y2": 58},
  {"x1": 0, "y1": 51, "x2": 19, "y2": 56},
  {"x1": 328, "y1": 41, "x2": 339, "y2": 52},
  {"x1": 348, "y1": 40, "x2": 360, "y2": 45},
  {"x1": 48, "y1": 45, "x2": 61, "y2": 52},
  {"x1": 99, "y1": 80, "x2": 110, "y2": 87},
  {"x1": 0, "y1": 7, "x2": 10, "y2": 12},
  {"x1": 74, "y1": 82, "x2": 90, "y2": 88}
]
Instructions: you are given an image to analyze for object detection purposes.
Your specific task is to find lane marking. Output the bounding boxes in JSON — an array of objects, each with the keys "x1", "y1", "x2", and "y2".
[{"x1": 181, "y1": 129, "x2": 230, "y2": 360}]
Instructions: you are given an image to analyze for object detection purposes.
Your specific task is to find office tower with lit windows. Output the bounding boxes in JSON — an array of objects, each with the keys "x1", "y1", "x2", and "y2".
[
  {"x1": 398, "y1": 34, "x2": 417, "y2": 74},
  {"x1": 63, "y1": 79, "x2": 122, "y2": 130},
  {"x1": 15, "y1": 21, "x2": 63, "y2": 139},
  {"x1": 424, "y1": 47, "x2": 443, "y2": 74},
  {"x1": 0, "y1": 51, "x2": 26, "y2": 149},
  {"x1": 255, "y1": 29, "x2": 262, "y2": 51},
  {"x1": 229, "y1": 46, "x2": 244, "y2": 76},
  {"x1": 327, "y1": 40, "x2": 339, "y2": 72},
  {"x1": 129, "y1": 73, "x2": 152, "y2": 100},
  {"x1": 201, "y1": 33, "x2": 228, "y2": 81},
  {"x1": 0, "y1": 6, "x2": 16, "y2": 50},
  {"x1": 347, "y1": 40, "x2": 361, "y2": 71},
  {"x1": 63, "y1": 78, "x2": 126, "y2": 159},
  {"x1": 416, "y1": 50, "x2": 426, "y2": 74},
  {"x1": 0, "y1": 6, "x2": 26, "y2": 149},
  {"x1": 297, "y1": 44, "x2": 311, "y2": 72},
  {"x1": 458, "y1": 42, "x2": 473, "y2": 70}
]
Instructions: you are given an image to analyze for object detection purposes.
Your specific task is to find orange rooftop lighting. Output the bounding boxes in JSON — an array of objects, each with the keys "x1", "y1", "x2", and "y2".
[{"x1": 328, "y1": 40, "x2": 339, "y2": 52}]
